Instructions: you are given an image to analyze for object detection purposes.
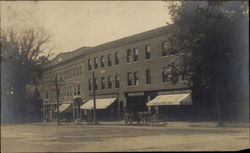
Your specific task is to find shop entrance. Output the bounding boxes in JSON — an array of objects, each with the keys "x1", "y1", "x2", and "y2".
[{"x1": 126, "y1": 95, "x2": 148, "y2": 113}]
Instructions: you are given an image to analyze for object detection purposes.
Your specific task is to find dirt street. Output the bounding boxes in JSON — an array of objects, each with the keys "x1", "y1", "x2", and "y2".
[{"x1": 1, "y1": 122, "x2": 249, "y2": 152}]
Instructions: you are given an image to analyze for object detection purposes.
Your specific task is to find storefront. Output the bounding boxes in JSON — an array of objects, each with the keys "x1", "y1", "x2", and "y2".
[
  {"x1": 146, "y1": 92, "x2": 193, "y2": 120},
  {"x1": 80, "y1": 97, "x2": 118, "y2": 121}
]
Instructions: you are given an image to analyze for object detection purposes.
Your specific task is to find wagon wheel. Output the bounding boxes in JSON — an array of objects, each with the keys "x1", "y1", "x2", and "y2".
[
  {"x1": 150, "y1": 114, "x2": 157, "y2": 126},
  {"x1": 156, "y1": 115, "x2": 168, "y2": 126},
  {"x1": 124, "y1": 113, "x2": 130, "y2": 125}
]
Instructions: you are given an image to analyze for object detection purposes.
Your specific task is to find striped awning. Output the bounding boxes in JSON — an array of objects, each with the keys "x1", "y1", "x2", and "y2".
[
  {"x1": 55, "y1": 103, "x2": 72, "y2": 113},
  {"x1": 147, "y1": 93, "x2": 192, "y2": 106},
  {"x1": 80, "y1": 98, "x2": 117, "y2": 110}
]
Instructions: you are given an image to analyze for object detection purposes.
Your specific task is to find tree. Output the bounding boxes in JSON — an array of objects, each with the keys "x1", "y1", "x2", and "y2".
[
  {"x1": 1, "y1": 27, "x2": 52, "y2": 123},
  {"x1": 167, "y1": 1, "x2": 249, "y2": 124}
]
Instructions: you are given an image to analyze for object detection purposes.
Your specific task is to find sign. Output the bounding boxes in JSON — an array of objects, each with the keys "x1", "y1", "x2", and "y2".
[{"x1": 127, "y1": 92, "x2": 144, "y2": 97}]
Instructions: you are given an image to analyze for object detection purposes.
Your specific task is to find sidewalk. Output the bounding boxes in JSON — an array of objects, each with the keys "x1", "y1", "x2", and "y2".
[{"x1": 32, "y1": 120, "x2": 249, "y2": 128}]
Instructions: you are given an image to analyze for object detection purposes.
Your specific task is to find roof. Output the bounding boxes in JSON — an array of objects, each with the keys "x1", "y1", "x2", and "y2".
[{"x1": 84, "y1": 25, "x2": 174, "y2": 55}]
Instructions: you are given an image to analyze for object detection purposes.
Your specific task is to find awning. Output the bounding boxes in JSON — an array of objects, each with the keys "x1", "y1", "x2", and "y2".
[
  {"x1": 55, "y1": 103, "x2": 72, "y2": 113},
  {"x1": 80, "y1": 98, "x2": 117, "y2": 110},
  {"x1": 147, "y1": 93, "x2": 192, "y2": 106}
]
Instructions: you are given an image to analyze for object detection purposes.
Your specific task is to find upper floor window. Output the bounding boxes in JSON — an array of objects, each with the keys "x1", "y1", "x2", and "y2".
[
  {"x1": 101, "y1": 56, "x2": 105, "y2": 67},
  {"x1": 94, "y1": 78, "x2": 98, "y2": 90},
  {"x1": 73, "y1": 85, "x2": 81, "y2": 96},
  {"x1": 101, "y1": 77, "x2": 105, "y2": 89},
  {"x1": 115, "y1": 75, "x2": 120, "y2": 88},
  {"x1": 127, "y1": 49, "x2": 132, "y2": 63},
  {"x1": 94, "y1": 57, "x2": 98, "y2": 69},
  {"x1": 108, "y1": 76, "x2": 112, "y2": 89},
  {"x1": 44, "y1": 90, "x2": 49, "y2": 99},
  {"x1": 182, "y1": 73, "x2": 189, "y2": 81},
  {"x1": 108, "y1": 54, "x2": 112, "y2": 66},
  {"x1": 127, "y1": 72, "x2": 132, "y2": 86},
  {"x1": 74, "y1": 85, "x2": 77, "y2": 96},
  {"x1": 162, "y1": 70, "x2": 172, "y2": 83},
  {"x1": 69, "y1": 86, "x2": 72, "y2": 96},
  {"x1": 133, "y1": 48, "x2": 139, "y2": 61},
  {"x1": 162, "y1": 40, "x2": 177, "y2": 56},
  {"x1": 115, "y1": 52, "x2": 120, "y2": 65},
  {"x1": 145, "y1": 69, "x2": 151, "y2": 84},
  {"x1": 77, "y1": 85, "x2": 81, "y2": 95},
  {"x1": 88, "y1": 59, "x2": 92, "y2": 70},
  {"x1": 145, "y1": 45, "x2": 151, "y2": 59},
  {"x1": 88, "y1": 79, "x2": 92, "y2": 90},
  {"x1": 72, "y1": 68, "x2": 76, "y2": 77},
  {"x1": 162, "y1": 41, "x2": 168, "y2": 56},
  {"x1": 134, "y1": 72, "x2": 138, "y2": 86},
  {"x1": 80, "y1": 66, "x2": 83, "y2": 75}
]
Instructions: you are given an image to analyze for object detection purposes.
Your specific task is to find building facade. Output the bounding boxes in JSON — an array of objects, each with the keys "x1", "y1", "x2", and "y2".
[
  {"x1": 39, "y1": 25, "x2": 192, "y2": 122},
  {"x1": 39, "y1": 47, "x2": 89, "y2": 121}
]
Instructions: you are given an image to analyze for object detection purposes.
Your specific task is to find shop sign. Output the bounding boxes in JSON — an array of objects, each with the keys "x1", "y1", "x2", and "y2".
[{"x1": 127, "y1": 92, "x2": 144, "y2": 97}]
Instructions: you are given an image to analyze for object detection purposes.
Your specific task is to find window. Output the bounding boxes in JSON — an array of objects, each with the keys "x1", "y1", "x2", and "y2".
[
  {"x1": 182, "y1": 73, "x2": 189, "y2": 81},
  {"x1": 44, "y1": 90, "x2": 49, "y2": 99},
  {"x1": 66, "y1": 86, "x2": 69, "y2": 96},
  {"x1": 77, "y1": 85, "x2": 81, "y2": 95},
  {"x1": 145, "y1": 70, "x2": 151, "y2": 84},
  {"x1": 80, "y1": 66, "x2": 83, "y2": 75},
  {"x1": 94, "y1": 78, "x2": 98, "y2": 90},
  {"x1": 162, "y1": 70, "x2": 172, "y2": 83},
  {"x1": 145, "y1": 45, "x2": 151, "y2": 59},
  {"x1": 108, "y1": 54, "x2": 112, "y2": 66},
  {"x1": 162, "y1": 40, "x2": 176, "y2": 56},
  {"x1": 88, "y1": 79, "x2": 92, "y2": 90},
  {"x1": 127, "y1": 49, "x2": 132, "y2": 63},
  {"x1": 108, "y1": 76, "x2": 112, "y2": 89},
  {"x1": 162, "y1": 41, "x2": 168, "y2": 56},
  {"x1": 134, "y1": 72, "x2": 138, "y2": 86},
  {"x1": 115, "y1": 75, "x2": 120, "y2": 88},
  {"x1": 94, "y1": 57, "x2": 98, "y2": 69},
  {"x1": 101, "y1": 77, "x2": 105, "y2": 89},
  {"x1": 101, "y1": 56, "x2": 105, "y2": 67},
  {"x1": 115, "y1": 52, "x2": 119, "y2": 65},
  {"x1": 69, "y1": 70, "x2": 72, "y2": 78},
  {"x1": 133, "y1": 48, "x2": 139, "y2": 61},
  {"x1": 88, "y1": 59, "x2": 92, "y2": 70},
  {"x1": 74, "y1": 85, "x2": 77, "y2": 95},
  {"x1": 69, "y1": 86, "x2": 72, "y2": 96},
  {"x1": 72, "y1": 68, "x2": 75, "y2": 77},
  {"x1": 127, "y1": 72, "x2": 132, "y2": 86}
]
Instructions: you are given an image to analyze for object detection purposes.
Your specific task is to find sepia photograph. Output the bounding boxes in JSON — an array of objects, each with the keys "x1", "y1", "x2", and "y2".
[{"x1": 1, "y1": 0, "x2": 249, "y2": 152}]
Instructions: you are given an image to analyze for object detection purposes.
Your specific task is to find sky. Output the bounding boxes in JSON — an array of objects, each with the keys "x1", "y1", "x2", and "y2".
[{"x1": 1, "y1": 1, "x2": 172, "y2": 56}]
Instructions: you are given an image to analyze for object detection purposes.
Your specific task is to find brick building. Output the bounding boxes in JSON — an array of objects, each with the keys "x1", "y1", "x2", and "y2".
[
  {"x1": 39, "y1": 25, "x2": 192, "y2": 122},
  {"x1": 38, "y1": 47, "x2": 89, "y2": 121}
]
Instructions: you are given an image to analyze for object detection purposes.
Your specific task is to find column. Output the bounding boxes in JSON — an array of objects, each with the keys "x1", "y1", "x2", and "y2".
[
  {"x1": 147, "y1": 96, "x2": 151, "y2": 113},
  {"x1": 155, "y1": 106, "x2": 159, "y2": 114}
]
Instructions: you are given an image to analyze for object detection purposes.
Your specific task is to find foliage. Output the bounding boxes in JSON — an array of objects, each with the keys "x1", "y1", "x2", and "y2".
[
  {"x1": 167, "y1": 1, "x2": 249, "y2": 121},
  {"x1": 1, "y1": 27, "x2": 52, "y2": 122}
]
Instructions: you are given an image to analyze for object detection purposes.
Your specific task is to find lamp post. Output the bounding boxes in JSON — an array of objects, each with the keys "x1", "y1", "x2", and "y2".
[
  {"x1": 55, "y1": 76, "x2": 60, "y2": 125},
  {"x1": 92, "y1": 72, "x2": 98, "y2": 125}
]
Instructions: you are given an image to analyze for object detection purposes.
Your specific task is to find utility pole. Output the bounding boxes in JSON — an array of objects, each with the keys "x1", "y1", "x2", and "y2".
[
  {"x1": 55, "y1": 76, "x2": 60, "y2": 125},
  {"x1": 92, "y1": 72, "x2": 98, "y2": 125}
]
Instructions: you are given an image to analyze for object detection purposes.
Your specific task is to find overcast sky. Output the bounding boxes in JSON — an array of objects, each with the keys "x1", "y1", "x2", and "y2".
[{"x1": 1, "y1": 1, "x2": 172, "y2": 56}]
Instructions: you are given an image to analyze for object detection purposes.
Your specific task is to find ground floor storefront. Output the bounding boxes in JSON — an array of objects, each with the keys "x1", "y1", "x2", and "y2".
[{"x1": 43, "y1": 88, "x2": 197, "y2": 122}]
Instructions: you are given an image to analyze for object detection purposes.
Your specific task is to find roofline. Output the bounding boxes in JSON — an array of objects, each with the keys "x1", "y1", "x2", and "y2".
[{"x1": 84, "y1": 24, "x2": 173, "y2": 55}]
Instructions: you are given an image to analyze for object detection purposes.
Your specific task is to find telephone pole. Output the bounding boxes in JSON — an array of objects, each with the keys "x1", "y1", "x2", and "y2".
[
  {"x1": 55, "y1": 76, "x2": 60, "y2": 125},
  {"x1": 92, "y1": 72, "x2": 98, "y2": 125}
]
